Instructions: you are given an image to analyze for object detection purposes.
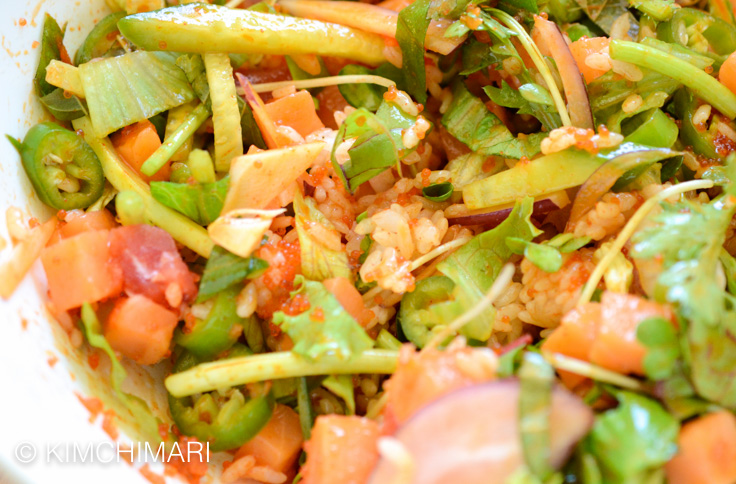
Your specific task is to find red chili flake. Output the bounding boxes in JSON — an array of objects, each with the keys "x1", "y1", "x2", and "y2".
[
  {"x1": 31, "y1": 40, "x2": 39, "y2": 49},
  {"x1": 19, "y1": 18, "x2": 27, "y2": 26},
  {"x1": 159, "y1": 41, "x2": 168, "y2": 49}
]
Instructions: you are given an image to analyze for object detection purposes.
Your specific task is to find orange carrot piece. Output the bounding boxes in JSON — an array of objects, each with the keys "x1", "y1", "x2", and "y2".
[
  {"x1": 569, "y1": 37, "x2": 611, "y2": 84},
  {"x1": 235, "y1": 404, "x2": 303, "y2": 474},
  {"x1": 104, "y1": 294, "x2": 179, "y2": 365},
  {"x1": 41, "y1": 230, "x2": 123, "y2": 312},
  {"x1": 323, "y1": 277, "x2": 373, "y2": 327},
  {"x1": 720, "y1": 51, "x2": 736, "y2": 96},
  {"x1": 110, "y1": 120, "x2": 169, "y2": 182},
  {"x1": 58, "y1": 209, "x2": 117, "y2": 239},
  {"x1": 384, "y1": 344, "x2": 496, "y2": 424},
  {"x1": 542, "y1": 302, "x2": 599, "y2": 389},
  {"x1": 264, "y1": 90, "x2": 325, "y2": 138},
  {"x1": 301, "y1": 415, "x2": 380, "y2": 484},
  {"x1": 589, "y1": 292, "x2": 674, "y2": 375},
  {"x1": 237, "y1": 74, "x2": 285, "y2": 149},
  {"x1": 665, "y1": 411, "x2": 736, "y2": 484}
]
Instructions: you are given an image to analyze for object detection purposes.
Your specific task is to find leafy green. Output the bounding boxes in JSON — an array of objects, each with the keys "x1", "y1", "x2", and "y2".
[
  {"x1": 338, "y1": 63, "x2": 403, "y2": 112},
  {"x1": 572, "y1": 0, "x2": 632, "y2": 34},
  {"x1": 39, "y1": 88, "x2": 87, "y2": 121},
  {"x1": 240, "y1": 99, "x2": 267, "y2": 150},
  {"x1": 80, "y1": 304, "x2": 162, "y2": 443},
  {"x1": 79, "y1": 51, "x2": 197, "y2": 137},
  {"x1": 285, "y1": 55, "x2": 329, "y2": 94},
  {"x1": 547, "y1": 233, "x2": 592, "y2": 253},
  {"x1": 176, "y1": 53, "x2": 210, "y2": 107},
  {"x1": 507, "y1": 238, "x2": 564, "y2": 273},
  {"x1": 422, "y1": 182, "x2": 454, "y2": 201},
  {"x1": 294, "y1": 191, "x2": 352, "y2": 282},
  {"x1": 150, "y1": 176, "x2": 229, "y2": 226},
  {"x1": 331, "y1": 101, "x2": 421, "y2": 192},
  {"x1": 443, "y1": 82, "x2": 546, "y2": 159},
  {"x1": 272, "y1": 277, "x2": 374, "y2": 361},
  {"x1": 631, "y1": 167, "x2": 736, "y2": 407},
  {"x1": 586, "y1": 391, "x2": 679, "y2": 480},
  {"x1": 396, "y1": 0, "x2": 431, "y2": 103},
  {"x1": 636, "y1": 317, "x2": 681, "y2": 380},
  {"x1": 484, "y1": 82, "x2": 556, "y2": 121},
  {"x1": 519, "y1": 352, "x2": 555, "y2": 479},
  {"x1": 434, "y1": 197, "x2": 542, "y2": 341},
  {"x1": 35, "y1": 14, "x2": 65, "y2": 98},
  {"x1": 322, "y1": 375, "x2": 355, "y2": 415},
  {"x1": 197, "y1": 245, "x2": 269, "y2": 303},
  {"x1": 588, "y1": 70, "x2": 680, "y2": 130}
]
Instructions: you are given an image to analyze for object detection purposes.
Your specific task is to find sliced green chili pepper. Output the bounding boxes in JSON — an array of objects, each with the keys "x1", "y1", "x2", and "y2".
[
  {"x1": 398, "y1": 275, "x2": 456, "y2": 348},
  {"x1": 8, "y1": 122, "x2": 104, "y2": 210},
  {"x1": 168, "y1": 350, "x2": 273, "y2": 451},
  {"x1": 422, "y1": 182, "x2": 454, "y2": 202},
  {"x1": 657, "y1": 8, "x2": 736, "y2": 67},
  {"x1": 673, "y1": 88, "x2": 736, "y2": 159},
  {"x1": 176, "y1": 286, "x2": 244, "y2": 359},
  {"x1": 75, "y1": 11, "x2": 127, "y2": 65},
  {"x1": 622, "y1": 108, "x2": 679, "y2": 149}
]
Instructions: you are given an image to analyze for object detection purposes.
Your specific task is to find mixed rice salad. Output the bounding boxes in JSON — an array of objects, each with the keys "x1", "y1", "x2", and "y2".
[{"x1": 6, "y1": 0, "x2": 736, "y2": 481}]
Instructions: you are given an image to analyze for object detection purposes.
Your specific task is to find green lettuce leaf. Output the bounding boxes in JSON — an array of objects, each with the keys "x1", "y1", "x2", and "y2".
[
  {"x1": 272, "y1": 277, "x2": 374, "y2": 360},
  {"x1": 586, "y1": 391, "x2": 679, "y2": 479},
  {"x1": 396, "y1": 0, "x2": 431, "y2": 103},
  {"x1": 442, "y1": 81, "x2": 546, "y2": 159},
  {"x1": 632, "y1": 163, "x2": 736, "y2": 408},
  {"x1": 197, "y1": 245, "x2": 269, "y2": 303},
  {"x1": 338, "y1": 63, "x2": 404, "y2": 112},
  {"x1": 294, "y1": 191, "x2": 352, "y2": 282},
  {"x1": 150, "y1": 176, "x2": 229, "y2": 226},
  {"x1": 434, "y1": 197, "x2": 542, "y2": 341}
]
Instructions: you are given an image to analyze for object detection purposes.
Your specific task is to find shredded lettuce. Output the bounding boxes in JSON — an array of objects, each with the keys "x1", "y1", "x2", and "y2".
[
  {"x1": 430, "y1": 197, "x2": 541, "y2": 341},
  {"x1": 272, "y1": 276, "x2": 374, "y2": 361},
  {"x1": 79, "y1": 51, "x2": 197, "y2": 137},
  {"x1": 294, "y1": 191, "x2": 352, "y2": 282},
  {"x1": 442, "y1": 82, "x2": 546, "y2": 159}
]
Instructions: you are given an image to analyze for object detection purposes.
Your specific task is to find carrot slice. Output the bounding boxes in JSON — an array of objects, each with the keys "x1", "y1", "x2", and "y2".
[
  {"x1": 301, "y1": 415, "x2": 380, "y2": 484},
  {"x1": 41, "y1": 229, "x2": 123, "y2": 312},
  {"x1": 104, "y1": 294, "x2": 178, "y2": 365},
  {"x1": 264, "y1": 90, "x2": 325, "y2": 138},
  {"x1": 110, "y1": 120, "x2": 169, "y2": 182},
  {"x1": 720, "y1": 51, "x2": 736, "y2": 96},
  {"x1": 323, "y1": 277, "x2": 373, "y2": 327},
  {"x1": 665, "y1": 411, "x2": 736, "y2": 484},
  {"x1": 58, "y1": 209, "x2": 117, "y2": 240},
  {"x1": 569, "y1": 37, "x2": 611, "y2": 84},
  {"x1": 235, "y1": 404, "x2": 303, "y2": 474}
]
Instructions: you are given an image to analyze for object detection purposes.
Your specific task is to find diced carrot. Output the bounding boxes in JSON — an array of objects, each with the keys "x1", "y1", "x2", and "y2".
[
  {"x1": 323, "y1": 277, "x2": 373, "y2": 327},
  {"x1": 110, "y1": 120, "x2": 169, "y2": 182},
  {"x1": 58, "y1": 209, "x2": 117, "y2": 240},
  {"x1": 543, "y1": 292, "x2": 675, "y2": 383},
  {"x1": 569, "y1": 37, "x2": 611, "y2": 84},
  {"x1": 301, "y1": 415, "x2": 380, "y2": 484},
  {"x1": 235, "y1": 404, "x2": 303, "y2": 474},
  {"x1": 104, "y1": 294, "x2": 179, "y2": 365},
  {"x1": 264, "y1": 90, "x2": 325, "y2": 138},
  {"x1": 384, "y1": 344, "x2": 496, "y2": 424},
  {"x1": 590, "y1": 292, "x2": 674, "y2": 375},
  {"x1": 720, "y1": 51, "x2": 736, "y2": 96},
  {"x1": 41, "y1": 230, "x2": 123, "y2": 312},
  {"x1": 541, "y1": 302, "x2": 599, "y2": 389},
  {"x1": 665, "y1": 411, "x2": 736, "y2": 484}
]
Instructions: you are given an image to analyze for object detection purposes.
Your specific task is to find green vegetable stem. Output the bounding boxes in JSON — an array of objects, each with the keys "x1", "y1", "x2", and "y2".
[{"x1": 168, "y1": 351, "x2": 274, "y2": 452}]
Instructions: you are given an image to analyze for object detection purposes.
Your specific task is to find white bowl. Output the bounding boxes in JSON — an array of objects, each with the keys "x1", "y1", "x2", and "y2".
[{"x1": 0, "y1": 2, "x2": 176, "y2": 482}]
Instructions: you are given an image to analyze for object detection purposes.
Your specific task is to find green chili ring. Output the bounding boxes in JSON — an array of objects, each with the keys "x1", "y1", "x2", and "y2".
[
  {"x1": 168, "y1": 351, "x2": 273, "y2": 451},
  {"x1": 74, "y1": 11, "x2": 127, "y2": 65},
  {"x1": 14, "y1": 122, "x2": 104, "y2": 210},
  {"x1": 398, "y1": 275, "x2": 456, "y2": 348}
]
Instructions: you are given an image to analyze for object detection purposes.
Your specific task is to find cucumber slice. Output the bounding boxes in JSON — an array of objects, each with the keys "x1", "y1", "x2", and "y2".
[{"x1": 79, "y1": 51, "x2": 196, "y2": 137}]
